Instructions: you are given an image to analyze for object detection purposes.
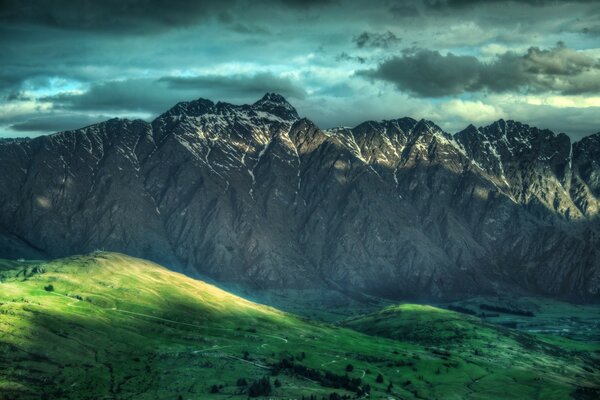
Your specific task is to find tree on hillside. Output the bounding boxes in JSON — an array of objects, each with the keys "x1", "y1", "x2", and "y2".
[{"x1": 248, "y1": 376, "x2": 271, "y2": 397}]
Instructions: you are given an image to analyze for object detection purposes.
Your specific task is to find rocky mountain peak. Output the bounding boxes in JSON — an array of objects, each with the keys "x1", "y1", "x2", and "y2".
[
  {"x1": 461, "y1": 124, "x2": 478, "y2": 134},
  {"x1": 573, "y1": 131, "x2": 600, "y2": 201},
  {"x1": 252, "y1": 92, "x2": 299, "y2": 121},
  {"x1": 482, "y1": 119, "x2": 564, "y2": 145},
  {"x1": 257, "y1": 92, "x2": 288, "y2": 103},
  {"x1": 160, "y1": 98, "x2": 215, "y2": 119},
  {"x1": 576, "y1": 131, "x2": 600, "y2": 151},
  {"x1": 156, "y1": 93, "x2": 300, "y2": 127},
  {"x1": 408, "y1": 119, "x2": 456, "y2": 145},
  {"x1": 458, "y1": 119, "x2": 572, "y2": 162},
  {"x1": 413, "y1": 118, "x2": 444, "y2": 134}
]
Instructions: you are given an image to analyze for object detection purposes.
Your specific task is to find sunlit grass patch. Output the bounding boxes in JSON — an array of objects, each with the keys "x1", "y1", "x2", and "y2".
[{"x1": 1, "y1": 252, "x2": 598, "y2": 399}]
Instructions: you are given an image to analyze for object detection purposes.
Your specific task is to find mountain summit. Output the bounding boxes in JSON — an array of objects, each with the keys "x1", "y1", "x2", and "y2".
[
  {"x1": 0, "y1": 94, "x2": 598, "y2": 300},
  {"x1": 253, "y1": 92, "x2": 299, "y2": 121}
]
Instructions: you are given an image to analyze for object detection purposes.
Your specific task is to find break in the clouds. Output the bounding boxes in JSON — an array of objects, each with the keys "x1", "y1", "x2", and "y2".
[{"x1": 0, "y1": 0, "x2": 599, "y2": 139}]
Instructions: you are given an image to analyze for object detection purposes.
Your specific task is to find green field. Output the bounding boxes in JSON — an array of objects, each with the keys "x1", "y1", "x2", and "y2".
[
  {"x1": 0, "y1": 253, "x2": 598, "y2": 399},
  {"x1": 444, "y1": 296, "x2": 600, "y2": 343}
]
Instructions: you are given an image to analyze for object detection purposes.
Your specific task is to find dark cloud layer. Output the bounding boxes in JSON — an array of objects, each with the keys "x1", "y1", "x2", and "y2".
[
  {"x1": 353, "y1": 31, "x2": 401, "y2": 49},
  {"x1": 160, "y1": 73, "x2": 306, "y2": 99},
  {"x1": 42, "y1": 73, "x2": 306, "y2": 115},
  {"x1": 0, "y1": 0, "x2": 335, "y2": 34},
  {"x1": 360, "y1": 43, "x2": 600, "y2": 97},
  {"x1": 1, "y1": 0, "x2": 599, "y2": 138},
  {"x1": 360, "y1": 50, "x2": 481, "y2": 97},
  {"x1": 9, "y1": 114, "x2": 110, "y2": 133},
  {"x1": 0, "y1": 0, "x2": 238, "y2": 34},
  {"x1": 278, "y1": 0, "x2": 337, "y2": 8},
  {"x1": 422, "y1": 0, "x2": 599, "y2": 8},
  {"x1": 42, "y1": 79, "x2": 174, "y2": 113},
  {"x1": 389, "y1": 3, "x2": 420, "y2": 17}
]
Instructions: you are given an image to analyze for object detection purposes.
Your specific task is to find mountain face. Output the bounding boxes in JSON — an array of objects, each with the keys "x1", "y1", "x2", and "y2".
[{"x1": 0, "y1": 93, "x2": 599, "y2": 300}]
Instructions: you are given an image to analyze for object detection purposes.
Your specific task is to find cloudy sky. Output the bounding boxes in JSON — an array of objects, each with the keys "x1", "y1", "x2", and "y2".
[{"x1": 1, "y1": 0, "x2": 599, "y2": 139}]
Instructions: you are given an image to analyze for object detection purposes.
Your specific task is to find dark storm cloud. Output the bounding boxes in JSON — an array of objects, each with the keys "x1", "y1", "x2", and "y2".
[
  {"x1": 359, "y1": 44, "x2": 600, "y2": 97},
  {"x1": 389, "y1": 3, "x2": 420, "y2": 17},
  {"x1": 422, "y1": 0, "x2": 599, "y2": 8},
  {"x1": 278, "y1": 0, "x2": 337, "y2": 8},
  {"x1": 524, "y1": 43, "x2": 597, "y2": 75},
  {"x1": 358, "y1": 50, "x2": 482, "y2": 97},
  {"x1": 160, "y1": 73, "x2": 307, "y2": 99},
  {"x1": 42, "y1": 79, "x2": 174, "y2": 113},
  {"x1": 5, "y1": 91, "x2": 31, "y2": 102},
  {"x1": 0, "y1": 0, "x2": 239, "y2": 34},
  {"x1": 227, "y1": 23, "x2": 271, "y2": 35},
  {"x1": 9, "y1": 114, "x2": 111, "y2": 133},
  {"x1": 582, "y1": 26, "x2": 600, "y2": 36},
  {"x1": 386, "y1": 0, "x2": 600, "y2": 19},
  {"x1": 0, "y1": 65, "x2": 36, "y2": 93},
  {"x1": 0, "y1": 0, "x2": 335, "y2": 34},
  {"x1": 353, "y1": 31, "x2": 401, "y2": 49},
  {"x1": 216, "y1": 11, "x2": 271, "y2": 34},
  {"x1": 43, "y1": 73, "x2": 305, "y2": 114}
]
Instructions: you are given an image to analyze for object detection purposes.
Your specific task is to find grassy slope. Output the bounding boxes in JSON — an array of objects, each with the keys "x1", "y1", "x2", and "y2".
[
  {"x1": 445, "y1": 296, "x2": 600, "y2": 344},
  {"x1": 0, "y1": 253, "x2": 597, "y2": 399},
  {"x1": 341, "y1": 304, "x2": 600, "y2": 399}
]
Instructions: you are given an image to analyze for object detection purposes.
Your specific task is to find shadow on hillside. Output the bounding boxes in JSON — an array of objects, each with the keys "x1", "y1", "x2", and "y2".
[{"x1": 0, "y1": 288, "x2": 288, "y2": 400}]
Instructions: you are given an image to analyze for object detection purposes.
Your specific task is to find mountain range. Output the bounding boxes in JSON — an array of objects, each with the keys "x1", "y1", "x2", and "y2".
[{"x1": 1, "y1": 93, "x2": 599, "y2": 300}]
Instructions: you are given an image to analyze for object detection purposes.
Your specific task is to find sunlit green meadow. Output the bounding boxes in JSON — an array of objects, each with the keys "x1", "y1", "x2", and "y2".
[{"x1": 0, "y1": 253, "x2": 598, "y2": 399}]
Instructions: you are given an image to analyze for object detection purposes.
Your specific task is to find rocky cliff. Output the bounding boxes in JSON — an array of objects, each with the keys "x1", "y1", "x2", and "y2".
[{"x1": 1, "y1": 93, "x2": 598, "y2": 300}]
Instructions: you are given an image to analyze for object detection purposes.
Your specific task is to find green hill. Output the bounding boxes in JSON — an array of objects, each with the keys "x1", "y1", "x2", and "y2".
[
  {"x1": 341, "y1": 304, "x2": 600, "y2": 399},
  {"x1": 0, "y1": 253, "x2": 598, "y2": 399}
]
